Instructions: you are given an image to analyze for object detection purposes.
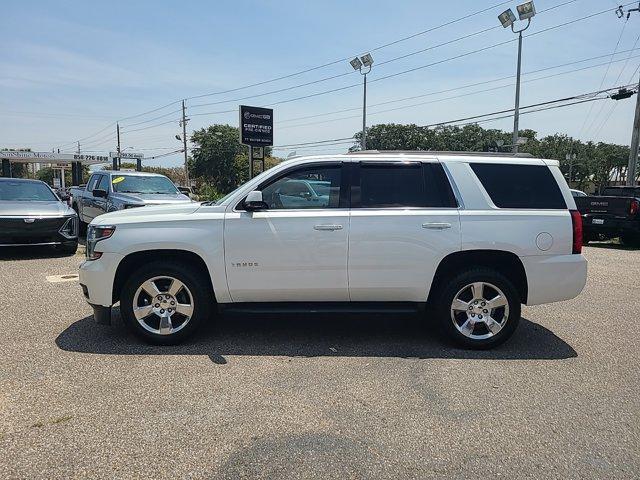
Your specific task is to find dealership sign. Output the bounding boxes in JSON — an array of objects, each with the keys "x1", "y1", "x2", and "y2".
[
  {"x1": 0, "y1": 150, "x2": 109, "y2": 164},
  {"x1": 109, "y1": 151, "x2": 144, "y2": 160},
  {"x1": 239, "y1": 105, "x2": 273, "y2": 146}
]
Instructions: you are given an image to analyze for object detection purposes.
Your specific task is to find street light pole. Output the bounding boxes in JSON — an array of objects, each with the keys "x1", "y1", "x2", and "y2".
[
  {"x1": 499, "y1": 2, "x2": 535, "y2": 154},
  {"x1": 350, "y1": 53, "x2": 374, "y2": 151},
  {"x1": 511, "y1": 19, "x2": 531, "y2": 153},
  {"x1": 361, "y1": 70, "x2": 368, "y2": 150}
]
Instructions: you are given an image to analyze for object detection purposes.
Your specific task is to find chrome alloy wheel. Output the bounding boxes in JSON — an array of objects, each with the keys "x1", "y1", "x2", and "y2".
[
  {"x1": 450, "y1": 281, "x2": 510, "y2": 340},
  {"x1": 132, "y1": 276, "x2": 194, "y2": 336}
]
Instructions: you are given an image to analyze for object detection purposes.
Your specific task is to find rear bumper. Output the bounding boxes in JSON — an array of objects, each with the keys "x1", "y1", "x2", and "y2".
[
  {"x1": 522, "y1": 254, "x2": 587, "y2": 306},
  {"x1": 582, "y1": 215, "x2": 640, "y2": 237}
]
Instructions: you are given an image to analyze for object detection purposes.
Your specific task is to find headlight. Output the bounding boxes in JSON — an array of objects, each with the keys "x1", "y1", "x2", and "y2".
[
  {"x1": 86, "y1": 225, "x2": 116, "y2": 260},
  {"x1": 59, "y1": 216, "x2": 78, "y2": 239}
]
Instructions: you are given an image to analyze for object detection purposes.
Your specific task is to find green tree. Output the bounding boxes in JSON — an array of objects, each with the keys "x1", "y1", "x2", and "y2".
[
  {"x1": 353, "y1": 123, "x2": 631, "y2": 191},
  {"x1": 189, "y1": 124, "x2": 278, "y2": 194}
]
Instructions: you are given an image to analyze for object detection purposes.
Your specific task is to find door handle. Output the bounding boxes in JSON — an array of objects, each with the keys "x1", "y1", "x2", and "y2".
[
  {"x1": 422, "y1": 222, "x2": 451, "y2": 230},
  {"x1": 314, "y1": 224, "x2": 343, "y2": 231}
]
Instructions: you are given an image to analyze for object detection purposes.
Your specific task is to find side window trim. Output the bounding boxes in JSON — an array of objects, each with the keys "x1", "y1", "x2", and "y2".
[
  {"x1": 95, "y1": 175, "x2": 106, "y2": 191},
  {"x1": 86, "y1": 174, "x2": 98, "y2": 192},
  {"x1": 235, "y1": 162, "x2": 347, "y2": 211}
]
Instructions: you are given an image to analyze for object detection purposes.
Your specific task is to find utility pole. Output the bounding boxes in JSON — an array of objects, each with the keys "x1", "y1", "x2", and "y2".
[
  {"x1": 181, "y1": 100, "x2": 190, "y2": 186},
  {"x1": 114, "y1": 123, "x2": 121, "y2": 171},
  {"x1": 627, "y1": 74, "x2": 640, "y2": 186},
  {"x1": 626, "y1": 4, "x2": 640, "y2": 185}
]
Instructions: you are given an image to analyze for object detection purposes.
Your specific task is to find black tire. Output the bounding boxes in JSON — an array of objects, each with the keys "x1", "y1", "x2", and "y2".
[
  {"x1": 55, "y1": 241, "x2": 78, "y2": 255},
  {"x1": 621, "y1": 233, "x2": 640, "y2": 248},
  {"x1": 434, "y1": 268, "x2": 521, "y2": 349},
  {"x1": 119, "y1": 261, "x2": 213, "y2": 345}
]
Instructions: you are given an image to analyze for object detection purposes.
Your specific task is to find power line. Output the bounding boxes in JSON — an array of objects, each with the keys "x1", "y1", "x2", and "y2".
[
  {"x1": 421, "y1": 85, "x2": 630, "y2": 128},
  {"x1": 270, "y1": 84, "x2": 633, "y2": 150},
  {"x1": 188, "y1": 0, "x2": 594, "y2": 110},
  {"x1": 48, "y1": 0, "x2": 617, "y2": 149},
  {"x1": 278, "y1": 53, "x2": 640, "y2": 130},
  {"x1": 188, "y1": 5, "x2": 633, "y2": 122},
  {"x1": 276, "y1": 48, "x2": 640, "y2": 125},
  {"x1": 592, "y1": 31, "x2": 640, "y2": 138},
  {"x1": 50, "y1": 1, "x2": 519, "y2": 148},
  {"x1": 120, "y1": 118, "x2": 181, "y2": 134},
  {"x1": 184, "y1": 0, "x2": 516, "y2": 102},
  {"x1": 578, "y1": 14, "x2": 628, "y2": 137}
]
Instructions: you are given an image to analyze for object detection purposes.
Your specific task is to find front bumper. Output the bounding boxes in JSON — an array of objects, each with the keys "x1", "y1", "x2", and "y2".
[
  {"x1": 0, "y1": 215, "x2": 77, "y2": 246},
  {"x1": 522, "y1": 254, "x2": 587, "y2": 306},
  {"x1": 78, "y1": 252, "x2": 123, "y2": 307}
]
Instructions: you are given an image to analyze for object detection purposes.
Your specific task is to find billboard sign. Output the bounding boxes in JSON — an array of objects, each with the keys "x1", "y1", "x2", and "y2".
[{"x1": 239, "y1": 105, "x2": 273, "y2": 146}]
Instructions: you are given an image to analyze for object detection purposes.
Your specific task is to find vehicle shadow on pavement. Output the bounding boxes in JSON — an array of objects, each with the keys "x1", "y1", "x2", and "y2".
[
  {"x1": 0, "y1": 246, "x2": 78, "y2": 260},
  {"x1": 55, "y1": 309, "x2": 577, "y2": 363},
  {"x1": 585, "y1": 241, "x2": 640, "y2": 251}
]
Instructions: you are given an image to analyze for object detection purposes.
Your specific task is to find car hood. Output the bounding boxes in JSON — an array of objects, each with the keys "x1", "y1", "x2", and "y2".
[
  {"x1": 92, "y1": 202, "x2": 208, "y2": 224},
  {"x1": 111, "y1": 192, "x2": 192, "y2": 204},
  {"x1": 0, "y1": 201, "x2": 75, "y2": 217}
]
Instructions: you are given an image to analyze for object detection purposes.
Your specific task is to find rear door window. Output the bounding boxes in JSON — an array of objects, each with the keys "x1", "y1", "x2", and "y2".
[
  {"x1": 356, "y1": 162, "x2": 457, "y2": 208},
  {"x1": 470, "y1": 163, "x2": 566, "y2": 209}
]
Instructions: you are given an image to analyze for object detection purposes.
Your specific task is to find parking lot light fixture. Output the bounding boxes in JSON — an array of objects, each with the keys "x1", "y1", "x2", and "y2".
[
  {"x1": 360, "y1": 53, "x2": 374, "y2": 68},
  {"x1": 498, "y1": 8, "x2": 516, "y2": 28},
  {"x1": 499, "y1": 1, "x2": 535, "y2": 153},
  {"x1": 517, "y1": 1, "x2": 536, "y2": 20},
  {"x1": 349, "y1": 53, "x2": 373, "y2": 150},
  {"x1": 350, "y1": 57, "x2": 363, "y2": 70}
]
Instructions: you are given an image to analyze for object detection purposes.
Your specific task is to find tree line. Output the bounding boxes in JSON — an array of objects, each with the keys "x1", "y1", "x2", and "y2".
[{"x1": 3, "y1": 122, "x2": 634, "y2": 197}]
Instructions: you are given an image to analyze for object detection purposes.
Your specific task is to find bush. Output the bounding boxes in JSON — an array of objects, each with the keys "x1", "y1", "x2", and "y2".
[{"x1": 197, "y1": 183, "x2": 223, "y2": 202}]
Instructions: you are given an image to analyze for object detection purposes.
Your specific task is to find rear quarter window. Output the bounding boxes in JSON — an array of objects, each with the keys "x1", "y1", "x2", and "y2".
[{"x1": 470, "y1": 163, "x2": 566, "y2": 209}]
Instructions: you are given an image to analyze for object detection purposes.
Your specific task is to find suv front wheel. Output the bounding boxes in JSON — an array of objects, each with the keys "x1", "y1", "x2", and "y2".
[
  {"x1": 120, "y1": 261, "x2": 212, "y2": 345},
  {"x1": 435, "y1": 268, "x2": 521, "y2": 349}
]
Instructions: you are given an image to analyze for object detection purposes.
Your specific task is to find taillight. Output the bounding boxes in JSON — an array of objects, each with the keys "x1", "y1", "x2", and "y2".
[
  {"x1": 570, "y1": 210, "x2": 582, "y2": 254},
  {"x1": 630, "y1": 199, "x2": 639, "y2": 216}
]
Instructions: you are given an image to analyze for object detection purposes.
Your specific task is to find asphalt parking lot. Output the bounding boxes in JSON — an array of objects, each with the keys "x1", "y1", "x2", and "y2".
[{"x1": 0, "y1": 245, "x2": 638, "y2": 479}]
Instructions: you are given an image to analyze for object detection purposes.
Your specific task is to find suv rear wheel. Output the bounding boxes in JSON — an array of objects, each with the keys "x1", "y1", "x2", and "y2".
[
  {"x1": 120, "y1": 261, "x2": 212, "y2": 345},
  {"x1": 435, "y1": 268, "x2": 521, "y2": 349}
]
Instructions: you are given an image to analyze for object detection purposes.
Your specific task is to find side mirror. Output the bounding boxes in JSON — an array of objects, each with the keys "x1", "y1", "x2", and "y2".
[
  {"x1": 93, "y1": 188, "x2": 108, "y2": 198},
  {"x1": 244, "y1": 190, "x2": 268, "y2": 211}
]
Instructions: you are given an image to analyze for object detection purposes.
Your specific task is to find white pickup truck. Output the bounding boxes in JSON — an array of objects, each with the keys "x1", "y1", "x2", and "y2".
[{"x1": 79, "y1": 151, "x2": 587, "y2": 349}]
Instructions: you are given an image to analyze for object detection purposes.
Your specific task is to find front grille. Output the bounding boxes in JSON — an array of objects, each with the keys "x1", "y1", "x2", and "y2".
[{"x1": 0, "y1": 216, "x2": 69, "y2": 244}]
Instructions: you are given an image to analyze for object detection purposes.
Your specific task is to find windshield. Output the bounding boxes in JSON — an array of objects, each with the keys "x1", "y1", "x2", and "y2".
[
  {"x1": 0, "y1": 181, "x2": 58, "y2": 201},
  {"x1": 111, "y1": 175, "x2": 178, "y2": 194}
]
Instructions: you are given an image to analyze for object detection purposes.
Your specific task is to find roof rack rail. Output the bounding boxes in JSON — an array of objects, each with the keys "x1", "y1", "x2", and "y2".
[{"x1": 347, "y1": 150, "x2": 535, "y2": 158}]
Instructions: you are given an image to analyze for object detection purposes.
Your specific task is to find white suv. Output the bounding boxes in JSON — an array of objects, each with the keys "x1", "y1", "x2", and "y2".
[{"x1": 79, "y1": 151, "x2": 587, "y2": 348}]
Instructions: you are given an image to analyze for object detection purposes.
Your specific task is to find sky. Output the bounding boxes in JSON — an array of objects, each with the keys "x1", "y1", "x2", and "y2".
[{"x1": 1, "y1": 0, "x2": 639, "y2": 168}]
